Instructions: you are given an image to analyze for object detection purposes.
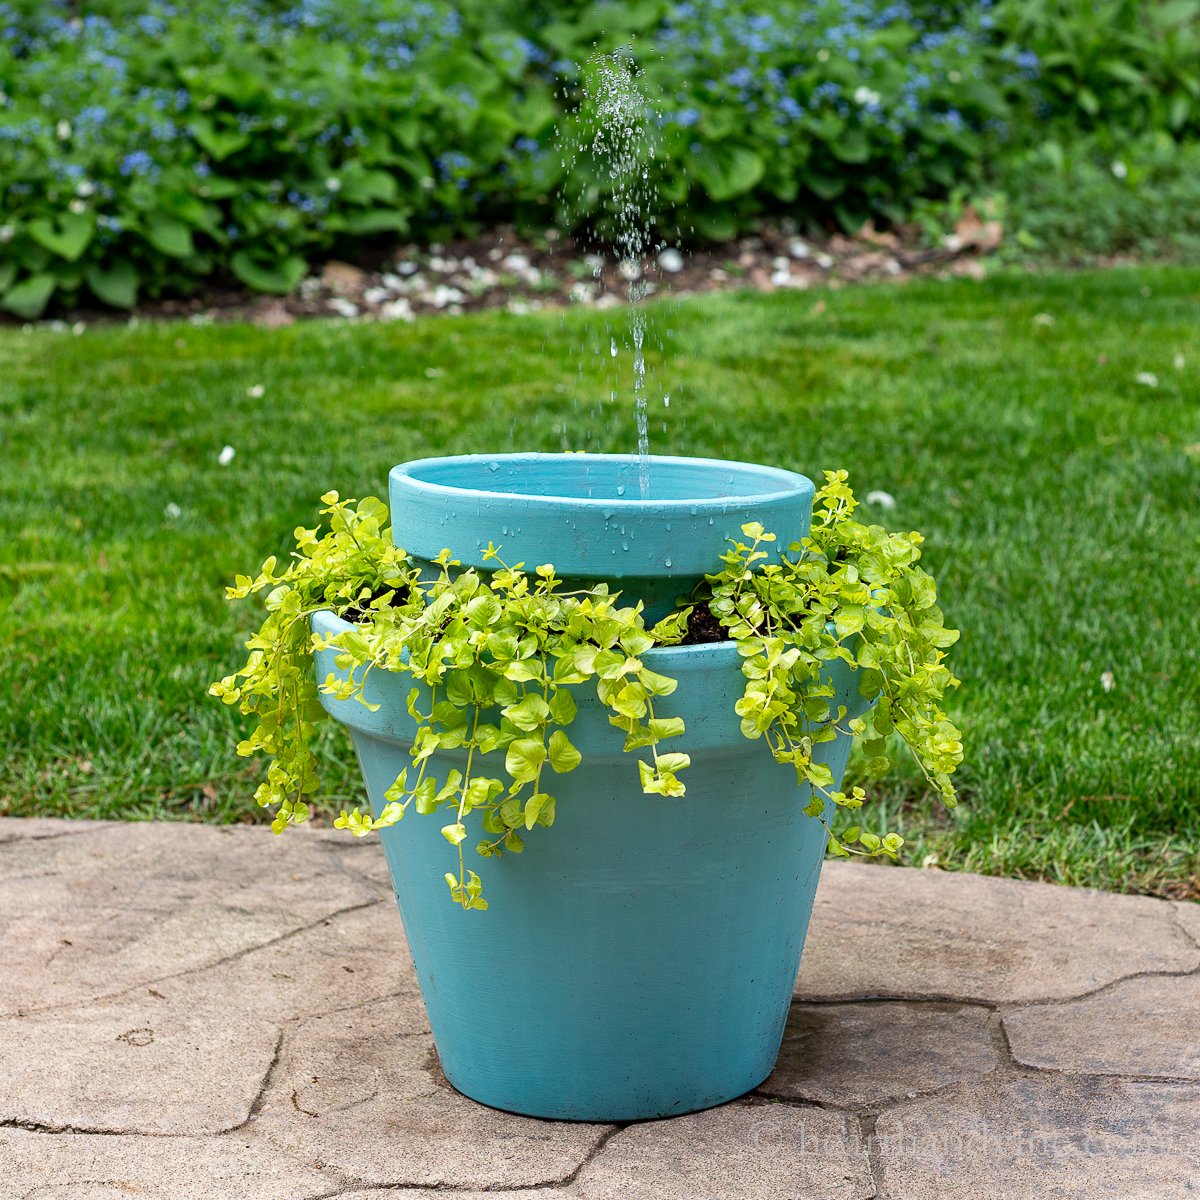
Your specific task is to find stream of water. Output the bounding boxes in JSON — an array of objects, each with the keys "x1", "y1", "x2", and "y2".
[{"x1": 573, "y1": 50, "x2": 659, "y2": 499}]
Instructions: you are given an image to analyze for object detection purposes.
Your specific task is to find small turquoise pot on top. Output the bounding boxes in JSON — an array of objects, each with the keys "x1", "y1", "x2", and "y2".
[{"x1": 313, "y1": 453, "x2": 871, "y2": 1122}]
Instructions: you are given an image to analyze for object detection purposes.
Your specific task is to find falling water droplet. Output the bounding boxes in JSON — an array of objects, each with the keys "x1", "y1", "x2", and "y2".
[
  {"x1": 665, "y1": 557, "x2": 672, "y2": 567},
  {"x1": 708, "y1": 517, "x2": 714, "y2": 525},
  {"x1": 610, "y1": 338, "x2": 617, "y2": 357},
  {"x1": 622, "y1": 541, "x2": 629, "y2": 551},
  {"x1": 617, "y1": 484, "x2": 626, "y2": 496},
  {"x1": 664, "y1": 393, "x2": 670, "y2": 407}
]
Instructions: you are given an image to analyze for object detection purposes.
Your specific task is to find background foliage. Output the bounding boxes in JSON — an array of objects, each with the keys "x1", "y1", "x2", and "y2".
[{"x1": 1, "y1": 0, "x2": 1198, "y2": 316}]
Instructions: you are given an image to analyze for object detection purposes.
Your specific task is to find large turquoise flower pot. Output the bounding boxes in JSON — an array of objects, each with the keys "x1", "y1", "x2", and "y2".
[{"x1": 313, "y1": 454, "x2": 870, "y2": 1121}]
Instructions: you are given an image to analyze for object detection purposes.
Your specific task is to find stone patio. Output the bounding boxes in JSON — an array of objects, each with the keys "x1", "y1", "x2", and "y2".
[{"x1": 2, "y1": 817, "x2": 1198, "y2": 1198}]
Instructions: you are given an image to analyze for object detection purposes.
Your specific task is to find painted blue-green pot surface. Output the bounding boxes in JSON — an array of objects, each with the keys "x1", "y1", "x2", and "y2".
[
  {"x1": 389, "y1": 452, "x2": 815, "y2": 621},
  {"x1": 314, "y1": 613, "x2": 869, "y2": 1122},
  {"x1": 312, "y1": 453, "x2": 863, "y2": 1121}
]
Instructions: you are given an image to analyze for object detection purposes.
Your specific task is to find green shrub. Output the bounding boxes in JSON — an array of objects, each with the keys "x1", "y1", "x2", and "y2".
[
  {"x1": 0, "y1": 0, "x2": 559, "y2": 316},
  {"x1": 993, "y1": 0, "x2": 1200, "y2": 141},
  {"x1": 0, "y1": 0, "x2": 1021, "y2": 316},
  {"x1": 0, "y1": 0, "x2": 1198, "y2": 317},
  {"x1": 999, "y1": 131, "x2": 1200, "y2": 260}
]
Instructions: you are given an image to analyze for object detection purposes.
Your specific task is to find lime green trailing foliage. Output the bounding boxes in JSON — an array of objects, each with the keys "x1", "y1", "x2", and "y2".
[
  {"x1": 210, "y1": 476, "x2": 962, "y2": 909},
  {"x1": 654, "y1": 471, "x2": 962, "y2": 829}
]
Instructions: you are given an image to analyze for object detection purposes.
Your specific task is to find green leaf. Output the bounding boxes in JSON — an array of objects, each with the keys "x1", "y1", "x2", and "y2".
[
  {"x1": 648, "y1": 717, "x2": 685, "y2": 740},
  {"x1": 830, "y1": 127, "x2": 870, "y2": 164},
  {"x1": 230, "y1": 251, "x2": 307, "y2": 295},
  {"x1": 505, "y1": 737, "x2": 546, "y2": 783},
  {"x1": 442, "y1": 822, "x2": 467, "y2": 845},
  {"x1": 547, "y1": 729, "x2": 581, "y2": 773},
  {"x1": 0, "y1": 261, "x2": 16, "y2": 292},
  {"x1": 692, "y1": 144, "x2": 765, "y2": 201},
  {"x1": 29, "y1": 214, "x2": 94, "y2": 262},
  {"x1": 504, "y1": 693, "x2": 550, "y2": 731},
  {"x1": 523, "y1": 792, "x2": 557, "y2": 829},
  {"x1": 413, "y1": 777, "x2": 438, "y2": 814},
  {"x1": 548, "y1": 688, "x2": 577, "y2": 725},
  {"x1": 340, "y1": 208, "x2": 411, "y2": 235},
  {"x1": 339, "y1": 169, "x2": 399, "y2": 205},
  {"x1": 85, "y1": 261, "x2": 138, "y2": 309},
  {"x1": 191, "y1": 114, "x2": 251, "y2": 160},
  {"x1": 145, "y1": 214, "x2": 193, "y2": 258},
  {"x1": 638, "y1": 668, "x2": 678, "y2": 696},
  {"x1": 2, "y1": 272, "x2": 56, "y2": 319},
  {"x1": 656, "y1": 752, "x2": 691, "y2": 773}
]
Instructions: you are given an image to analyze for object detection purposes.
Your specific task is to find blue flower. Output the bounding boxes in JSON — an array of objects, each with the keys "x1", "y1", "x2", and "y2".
[{"x1": 119, "y1": 150, "x2": 156, "y2": 177}]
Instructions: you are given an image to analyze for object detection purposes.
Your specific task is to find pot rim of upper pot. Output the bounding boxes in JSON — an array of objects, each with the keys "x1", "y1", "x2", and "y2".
[
  {"x1": 389, "y1": 453, "x2": 813, "y2": 511},
  {"x1": 388, "y1": 453, "x2": 817, "y2": 589}
]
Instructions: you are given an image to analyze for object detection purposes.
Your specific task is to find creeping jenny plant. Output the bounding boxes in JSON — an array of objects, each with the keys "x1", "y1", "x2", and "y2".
[{"x1": 210, "y1": 472, "x2": 962, "y2": 909}]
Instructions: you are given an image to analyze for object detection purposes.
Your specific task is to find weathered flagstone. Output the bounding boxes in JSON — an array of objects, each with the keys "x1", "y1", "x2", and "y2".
[
  {"x1": 1172, "y1": 898, "x2": 1200, "y2": 946},
  {"x1": 1003, "y1": 974, "x2": 1200, "y2": 1079},
  {"x1": 0, "y1": 816, "x2": 113, "y2": 843},
  {"x1": 874, "y1": 1075, "x2": 1200, "y2": 1199},
  {"x1": 0, "y1": 899, "x2": 422, "y2": 1136},
  {"x1": 252, "y1": 996, "x2": 609, "y2": 1187},
  {"x1": 797, "y1": 862, "x2": 1199, "y2": 1003},
  {"x1": 4, "y1": 819, "x2": 1198, "y2": 1195},
  {"x1": 758, "y1": 1000, "x2": 999, "y2": 1108},
  {"x1": 577, "y1": 1103, "x2": 874, "y2": 1199},
  {"x1": 0, "y1": 1127, "x2": 336, "y2": 1200},
  {"x1": 335, "y1": 1194, "x2": 578, "y2": 1200},
  {"x1": 0, "y1": 820, "x2": 388, "y2": 1016}
]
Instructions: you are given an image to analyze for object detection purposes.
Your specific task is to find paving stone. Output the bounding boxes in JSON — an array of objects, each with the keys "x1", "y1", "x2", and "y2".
[
  {"x1": 0, "y1": 981, "x2": 280, "y2": 1135},
  {"x1": 758, "y1": 1000, "x2": 999, "y2": 1107},
  {"x1": 797, "y1": 862, "x2": 1199, "y2": 1003},
  {"x1": 1003, "y1": 974, "x2": 1200, "y2": 1079},
  {"x1": 0, "y1": 899, "x2": 424, "y2": 1136},
  {"x1": 0, "y1": 817, "x2": 114, "y2": 843},
  {"x1": 253, "y1": 996, "x2": 607, "y2": 1187},
  {"x1": 577, "y1": 1104, "x2": 874, "y2": 1199},
  {"x1": 874, "y1": 1075, "x2": 1200, "y2": 1199},
  {"x1": 1172, "y1": 899, "x2": 1200, "y2": 946},
  {"x1": 0, "y1": 821, "x2": 388, "y2": 1015},
  {"x1": 335, "y1": 1194, "x2": 577, "y2": 1200},
  {"x1": 0, "y1": 1127, "x2": 336, "y2": 1200}
]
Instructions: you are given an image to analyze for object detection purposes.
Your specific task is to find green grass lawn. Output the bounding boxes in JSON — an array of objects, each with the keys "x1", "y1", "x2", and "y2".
[{"x1": 3, "y1": 267, "x2": 1199, "y2": 896}]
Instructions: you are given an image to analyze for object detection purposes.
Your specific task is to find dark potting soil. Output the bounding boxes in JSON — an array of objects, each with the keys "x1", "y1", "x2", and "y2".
[
  {"x1": 342, "y1": 584, "x2": 410, "y2": 624},
  {"x1": 678, "y1": 603, "x2": 729, "y2": 646}
]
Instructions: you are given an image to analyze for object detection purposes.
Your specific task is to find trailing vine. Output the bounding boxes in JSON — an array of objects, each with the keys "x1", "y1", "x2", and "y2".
[{"x1": 210, "y1": 473, "x2": 963, "y2": 909}]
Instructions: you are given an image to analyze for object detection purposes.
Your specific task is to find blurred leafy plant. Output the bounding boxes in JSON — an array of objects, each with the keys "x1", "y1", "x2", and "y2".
[
  {"x1": 0, "y1": 0, "x2": 558, "y2": 317},
  {"x1": 0, "y1": 0, "x2": 1018, "y2": 318},
  {"x1": 211, "y1": 476, "x2": 961, "y2": 909},
  {"x1": 993, "y1": 0, "x2": 1200, "y2": 139}
]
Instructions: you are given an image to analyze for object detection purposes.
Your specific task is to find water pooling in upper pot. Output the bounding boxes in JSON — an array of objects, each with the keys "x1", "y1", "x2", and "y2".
[{"x1": 389, "y1": 452, "x2": 815, "y2": 623}]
